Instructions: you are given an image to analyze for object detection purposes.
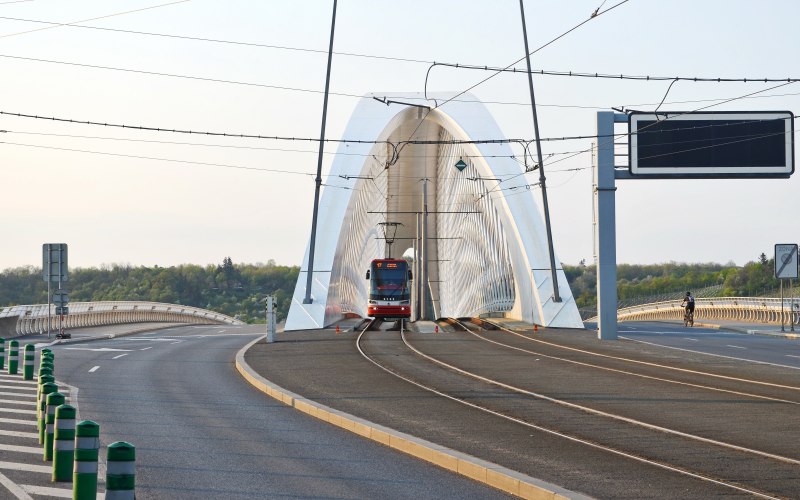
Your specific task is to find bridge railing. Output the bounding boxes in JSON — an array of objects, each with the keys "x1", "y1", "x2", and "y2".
[
  {"x1": 616, "y1": 297, "x2": 800, "y2": 325},
  {"x1": 0, "y1": 301, "x2": 243, "y2": 336}
]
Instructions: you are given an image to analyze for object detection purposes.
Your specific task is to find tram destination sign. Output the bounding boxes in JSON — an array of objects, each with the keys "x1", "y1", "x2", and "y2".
[{"x1": 629, "y1": 111, "x2": 794, "y2": 178}]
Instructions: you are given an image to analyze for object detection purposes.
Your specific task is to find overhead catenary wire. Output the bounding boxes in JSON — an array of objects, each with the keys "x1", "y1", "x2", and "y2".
[
  {"x1": 425, "y1": 62, "x2": 800, "y2": 85},
  {"x1": 427, "y1": 0, "x2": 632, "y2": 109}
]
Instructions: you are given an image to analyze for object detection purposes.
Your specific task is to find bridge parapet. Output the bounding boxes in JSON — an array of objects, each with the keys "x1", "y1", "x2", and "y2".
[
  {"x1": 616, "y1": 297, "x2": 800, "y2": 326},
  {"x1": 0, "y1": 301, "x2": 243, "y2": 337}
]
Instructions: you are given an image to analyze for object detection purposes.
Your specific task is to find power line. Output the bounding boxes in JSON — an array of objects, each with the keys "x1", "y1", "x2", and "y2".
[
  {"x1": 0, "y1": 140, "x2": 316, "y2": 175},
  {"x1": 0, "y1": 1, "x2": 190, "y2": 39},
  {"x1": 0, "y1": 15, "x2": 433, "y2": 64},
  {"x1": 0, "y1": 53, "x2": 367, "y2": 98},
  {"x1": 429, "y1": 0, "x2": 631, "y2": 109},
  {"x1": 424, "y1": 63, "x2": 800, "y2": 84}
]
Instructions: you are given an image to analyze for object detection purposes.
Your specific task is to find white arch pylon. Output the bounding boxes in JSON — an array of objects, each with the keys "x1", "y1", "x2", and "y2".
[{"x1": 285, "y1": 93, "x2": 583, "y2": 330}]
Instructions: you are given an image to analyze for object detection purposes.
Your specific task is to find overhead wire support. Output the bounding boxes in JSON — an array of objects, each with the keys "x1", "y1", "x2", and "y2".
[
  {"x1": 519, "y1": 0, "x2": 561, "y2": 303},
  {"x1": 303, "y1": 0, "x2": 337, "y2": 305}
]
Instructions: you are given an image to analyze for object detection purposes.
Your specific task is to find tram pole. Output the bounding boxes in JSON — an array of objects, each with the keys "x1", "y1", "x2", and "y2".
[
  {"x1": 303, "y1": 0, "x2": 337, "y2": 304},
  {"x1": 519, "y1": 0, "x2": 561, "y2": 303}
]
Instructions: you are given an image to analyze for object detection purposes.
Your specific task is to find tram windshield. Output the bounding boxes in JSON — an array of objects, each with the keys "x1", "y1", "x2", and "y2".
[{"x1": 370, "y1": 261, "x2": 409, "y2": 299}]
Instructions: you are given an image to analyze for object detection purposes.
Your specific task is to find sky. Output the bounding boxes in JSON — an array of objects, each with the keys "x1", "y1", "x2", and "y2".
[{"x1": 1, "y1": 0, "x2": 798, "y2": 271}]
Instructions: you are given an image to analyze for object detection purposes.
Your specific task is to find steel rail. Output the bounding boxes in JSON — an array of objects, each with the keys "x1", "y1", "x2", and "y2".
[{"x1": 354, "y1": 321, "x2": 781, "y2": 499}]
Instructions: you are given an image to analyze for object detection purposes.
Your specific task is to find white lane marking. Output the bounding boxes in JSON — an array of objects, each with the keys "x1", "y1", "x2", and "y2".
[
  {"x1": 63, "y1": 347, "x2": 132, "y2": 352},
  {"x1": 0, "y1": 417, "x2": 36, "y2": 426},
  {"x1": 0, "y1": 379, "x2": 39, "y2": 388},
  {"x1": 0, "y1": 399, "x2": 37, "y2": 407},
  {"x1": 0, "y1": 385, "x2": 36, "y2": 391},
  {"x1": 0, "y1": 429, "x2": 38, "y2": 439},
  {"x1": 687, "y1": 338, "x2": 698, "y2": 342},
  {"x1": 787, "y1": 355, "x2": 800, "y2": 359},
  {"x1": 621, "y1": 336, "x2": 800, "y2": 370},
  {"x1": 726, "y1": 345, "x2": 746, "y2": 350},
  {"x1": 140, "y1": 347, "x2": 152, "y2": 351},
  {"x1": 0, "y1": 407, "x2": 36, "y2": 415},
  {"x1": 0, "y1": 461, "x2": 51, "y2": 473},
  {"x1": 0, "y1": 375, "x2": 37, "y2": 383},
  {"x1": 0, "y1": 444, "x2": 41, "y2": 454},
  {"x1": 112, "y1": 354, "x2": 128, "y2": 360},
  {"x1": 20, "y1": 484, "x2": 79, "y2": 498},
  {"x1": 0, "y1": 391, "x2": 35, "y2": 398},
  {"x1": 0, "y1": 470, "x2": 33, "y2": 500},
  {"x1": 88, "y1": 366, "x2": 100, "y2": 373},
  {"x1": 171, "y1": 341, "x2": 181, "y2": 345}
]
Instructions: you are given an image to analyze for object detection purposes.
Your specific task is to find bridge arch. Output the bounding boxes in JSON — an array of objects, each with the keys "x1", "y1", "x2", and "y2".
[{"x1": 286, "y1": 93, "x2": 583, "y2": 330}]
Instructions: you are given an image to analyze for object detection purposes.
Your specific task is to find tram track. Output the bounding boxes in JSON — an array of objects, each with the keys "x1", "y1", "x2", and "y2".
[{"x1": 356, "y1": 318, "x2": 800, "y2": 499}]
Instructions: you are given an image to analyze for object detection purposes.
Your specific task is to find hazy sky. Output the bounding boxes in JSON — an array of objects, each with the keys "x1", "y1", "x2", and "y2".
[{"x1": 1, "y1": 0, "x2": 798, "y2": 270}]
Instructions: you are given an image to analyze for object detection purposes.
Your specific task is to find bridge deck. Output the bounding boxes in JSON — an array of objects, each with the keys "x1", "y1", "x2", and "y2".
[{"x1": 242, "y1": 322, "x2": 800, "y2": 499}]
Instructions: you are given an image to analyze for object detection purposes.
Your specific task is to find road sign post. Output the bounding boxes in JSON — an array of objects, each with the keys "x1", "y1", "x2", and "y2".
[
  {"x1": 775, "y1": 244, "x2": 798, "y2": 332},
  {"x1": 43, "y1": 243, "x2": 68, "y2": 339},
  {"x1": 595, "y1": 111, "x2": 795, "y2": 340}
]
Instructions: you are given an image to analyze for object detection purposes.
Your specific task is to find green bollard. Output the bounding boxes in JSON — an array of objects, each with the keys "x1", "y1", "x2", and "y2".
[
  {"x1": 44, "y1": 392, "x2": 65, "y2": 461},
  {"x1": 8, "y1": 340, "x2": 19, "y2": 374},
  {"x1": 73, "y1": 420, "x2": 100, "y2": 500},
  {"x1": 37, "y1": 374, "x2": 55, "y2": 422},
  {"x1": 23, "y1": 344, "x2": 35, "y2": 380},
  {"x1": 106, "y1": 442, "x2": 135, "y2": 499},
  {"x1": 0, "y1": 338, "x2": 4, "y2": 370},
  {"x1": 52, "y1": 404, "x2": 76, "y2": 482},
  {"x1": 38, "y1": 382, "x2": 58, "y2": 445}
]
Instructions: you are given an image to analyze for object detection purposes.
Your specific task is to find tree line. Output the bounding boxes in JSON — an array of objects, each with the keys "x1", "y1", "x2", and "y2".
[
  {"x1": 564, "y1": 253, "x2": 785, "y2": 314},
  {"x1": 0, "y1": 254, "x2": 787, "y2": 324},
  {"x1": 0, "y1": 258, "x2": 298, "y2": 324}
]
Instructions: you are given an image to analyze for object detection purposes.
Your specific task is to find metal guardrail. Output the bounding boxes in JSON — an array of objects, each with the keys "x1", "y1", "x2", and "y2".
[
  {"x1": 0, "y1": 301, "x2": 243, "y2": 336},
  {"x1": 615, "y1": 297, "x2": 800, "y2": 325}
]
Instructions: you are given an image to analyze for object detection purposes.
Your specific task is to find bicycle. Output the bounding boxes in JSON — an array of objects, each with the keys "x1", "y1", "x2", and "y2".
[{"x1": 682, "y1": 306, "x2": 694, "y2": 327}]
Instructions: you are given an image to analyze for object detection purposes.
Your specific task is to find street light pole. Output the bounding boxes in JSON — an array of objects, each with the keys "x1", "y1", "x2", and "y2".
[
  {"x1": 303, "y1": 0, "x2": 338, "y2": 304},
  {"x1": 519, "y1": 0, "x2": 561, "y2": 303}
]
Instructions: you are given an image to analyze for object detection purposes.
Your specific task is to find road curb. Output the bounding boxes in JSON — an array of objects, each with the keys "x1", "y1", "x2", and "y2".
[{"x1": 234, "y1": 335, "x2": 588, "y2": 500}]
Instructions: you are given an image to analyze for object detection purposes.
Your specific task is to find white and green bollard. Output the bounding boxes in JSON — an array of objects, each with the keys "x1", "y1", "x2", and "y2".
[
  {"x1": 52, "y1": 404, "x2": 76, "y2": 482},
  {"x1": 38, "y1": 382, "x2": 58, "y2": 445},
  {"x1": 106, "y1": 442, "x2": 136, "y2": 499},
  {"x1": 44, "y1": 392, "x2": 65, "y2": 461},
  {"x1": 0, "y1": 338, "x2": 5, "y2": 370},
  {"x1": 8, "y1": 340, "x2": 19, "y2": 374},
  {"x1": 73, "y1": 420, "x2": 100, "y2": 500},
  {"x1": 23, "y1": 344, "x2": 35, "y2": 380}
]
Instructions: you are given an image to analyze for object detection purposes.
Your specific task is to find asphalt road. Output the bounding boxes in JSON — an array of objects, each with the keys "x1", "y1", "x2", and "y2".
[
  {"x1": 613, "y1": 321, "x2": 800, "y2": 368},
  {"x1": 46, "y1": 324, "x2": 511, "y2": 499}
]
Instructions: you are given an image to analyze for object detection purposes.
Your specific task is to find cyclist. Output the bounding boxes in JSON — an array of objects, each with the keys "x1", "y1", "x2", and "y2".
[{"x1": 681, "y1": 292, "x2": 695, "y2": 326}]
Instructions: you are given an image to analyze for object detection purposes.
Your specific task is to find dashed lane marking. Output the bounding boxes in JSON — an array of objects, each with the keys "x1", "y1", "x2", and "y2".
[
  {"x1": 0, "y1": 430, "x2": 38, "y2": 439},
  {"x1": 140, "y1": 347, "x2": 152, "y2": 351},
  {"x1": 687, "y1": 338, "x2": 698, "y2": 342},
  {"x1": 726, "y1": 345, "x2": 746, "y2": 349},
  {"x1": 88, "y1": 366, "x2": 100, "y2": 373},
  {"x1": 0, "y1": 444, "x2": 42, "y2": 455},
  {"x1": 787, "y1": 354, "x2": 800, "y2": 359},
  {"x1": 112, "y1": 353, "x2": 128, "y2": 359}
]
